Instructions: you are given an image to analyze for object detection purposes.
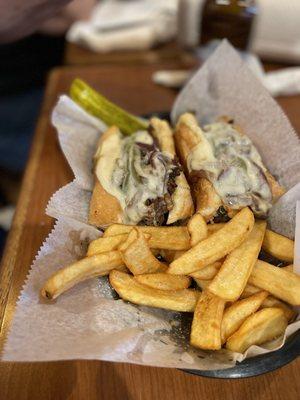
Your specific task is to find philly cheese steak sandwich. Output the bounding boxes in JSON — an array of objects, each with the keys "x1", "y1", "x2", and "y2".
[
  {"x1": 89, "y1": 117, "x2": 194, "y2": 227},
  {"x1": 174, "y1": 113, "x2": 285, "y2": 222}
]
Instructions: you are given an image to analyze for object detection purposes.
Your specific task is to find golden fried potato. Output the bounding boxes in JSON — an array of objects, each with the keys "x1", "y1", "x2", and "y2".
[
  {"x1": 193, "y1": 278, "x2": 211, "y2": 291},
  {"x1": 109, "y1": 270, "x2": 199, "y2": 312},
  {"x1": 261, "y1": 296, "x2": 296, "y2": 322},
  {"x1": 190, "y1": 290, "x2": 225, "y2": 350},
  {"x1": 134, "y1": 273, "x2": 191, "y2": 290},
  {"x1": 187, "y1": 213, "x2": 208, "y2": 247},
  {"x1": 190, "y1": 261, "x2": 222, "y2": 280},
  {"x1": 226, "y1": 308, "x2": 287, "y2": 353},
  {"x1": 249, "y1": 260, "x2": 300, "y2": 305},
  {"x1": 240, "y1": 284, "x2": 261, "y2": 298},
  {"x1": 262, "y1": 230, "x2": 294, "y2": 263},
  {"x1": 168, "y1": 208, "x2": 254, "y2": 275},
  {"x1": 221, "y1": 291, "x2": 268, "y2": 344},
  {"x1": 87, "y1": 234, "x2": 128, "y2": 256},
  {"x1": 41, "y1": 251, "x2": 125, "y2": 300},
  {"x1": 119, "y1": 229, "x2": 167, "y2": 275},
  {"x1": 207, "y1": 223, "x2": 226, "y2": 235},
  {"x1": 209, "y1": 221, "x2": 266, "y2": 301},
  {"x1": 104, "y1": 224, "x2": 191, "y2": 250}
]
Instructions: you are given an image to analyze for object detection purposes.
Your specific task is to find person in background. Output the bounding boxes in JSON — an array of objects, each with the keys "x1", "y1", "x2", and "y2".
[
  {"x1": 40, "y1": 0, "x2": 97, "y2": 36},
  {"x1": 0, "y1": 0, "x2": 97, "y2": 252},
  {"x1": 0, "y1": 0, "x2": 71, "y2": 43}
]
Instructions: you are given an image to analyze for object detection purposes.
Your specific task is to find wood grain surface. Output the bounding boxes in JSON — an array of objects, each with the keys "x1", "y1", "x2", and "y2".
[
  {"x1": 64, "y1": 41, "x2": 195, "y2": 67},
  {"x1": 0, "y1": 64, "x2": 300, "y2": 400}
]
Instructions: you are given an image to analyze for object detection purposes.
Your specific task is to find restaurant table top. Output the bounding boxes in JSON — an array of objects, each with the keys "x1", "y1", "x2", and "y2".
[
  {"x1": 64, "y1": 41, "x2": 195, "y2": 67},
  {"x1": 0, "y1": 63, "x2": 300, "y2": 400}
]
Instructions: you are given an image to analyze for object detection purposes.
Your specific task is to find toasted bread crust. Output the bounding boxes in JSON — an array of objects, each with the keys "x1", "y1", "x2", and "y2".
[
  {"x1": 89, "y1": 179, "x2": 123, "y2": 227},
  {"x1": 193, "y1": 178, "x2": 222, "y2": 221},
  {"x1": 150, "y1": 117, "x2": 176, "y2": 156},
  {"x1": 174, "y1": 113, "x2": 201, "y2": 170},
  {"x1": 150, "y1": 117, "x2": 194, "y2": 223},
  {"x1": 174, "y1": 114, "x2": 221, "y2": 221},
  {"x1": 168, "y1": 173, "x2": 195, "y2": 224},
  {"x1": 264, "y1": 170, "x2": 285, "y2": 201},
  {"x1": 89, "y1": 127, "x2": 123, "y2": 227}
]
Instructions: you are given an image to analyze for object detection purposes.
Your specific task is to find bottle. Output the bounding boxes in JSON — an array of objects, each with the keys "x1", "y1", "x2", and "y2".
[
  {"x1": 177, "y1": 0, "x2": 257, "y2": 51},
  {"x1": 200, "y1": 0, "x2": 258, "y2": 50}
]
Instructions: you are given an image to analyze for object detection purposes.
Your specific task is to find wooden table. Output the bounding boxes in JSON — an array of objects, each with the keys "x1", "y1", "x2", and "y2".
[
  {"x1": 64, "y1": 41, "x2": 195, "y2": 67},
  {"x1": 1, "y1": 64, "x2": 300, "y2": 400}
]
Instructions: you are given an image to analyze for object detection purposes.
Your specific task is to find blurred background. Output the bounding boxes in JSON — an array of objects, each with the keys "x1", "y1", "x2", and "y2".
[{"x1": 1, "y1": 0, "x2": 300, "y2": 256}]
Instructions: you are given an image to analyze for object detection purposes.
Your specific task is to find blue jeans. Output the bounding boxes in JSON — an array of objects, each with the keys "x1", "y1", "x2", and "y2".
[{"x1": 0, "y1": 87, "x2": 44, "y2": 173}]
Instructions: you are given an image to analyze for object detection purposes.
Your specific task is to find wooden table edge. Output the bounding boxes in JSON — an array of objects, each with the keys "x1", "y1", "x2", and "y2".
[{"x1": 0, "y1": 69, "x2": 61, "y2": 344}]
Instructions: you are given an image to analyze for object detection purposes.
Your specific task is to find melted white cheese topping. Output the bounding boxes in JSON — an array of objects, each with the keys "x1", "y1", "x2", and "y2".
[
  {"x1": 187, "y1": 122, "x2": 272, "y2": 216},
  {"x1": 96, "y1": 130, "x2": 174, "y2": 224}
]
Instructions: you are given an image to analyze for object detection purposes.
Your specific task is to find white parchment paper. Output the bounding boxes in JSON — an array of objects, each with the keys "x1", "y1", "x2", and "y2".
[{"x1": 2, "y1": 41, "x2": 300, "y2": 369}]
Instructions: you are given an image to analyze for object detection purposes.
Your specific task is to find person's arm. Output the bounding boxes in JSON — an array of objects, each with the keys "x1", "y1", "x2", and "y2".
[
  {"x1": 0, "y1": 0, "x2": 71, "y2": 43},
  {"x1": 39, "y1": 0, "x2": 97, "y2": 36}
]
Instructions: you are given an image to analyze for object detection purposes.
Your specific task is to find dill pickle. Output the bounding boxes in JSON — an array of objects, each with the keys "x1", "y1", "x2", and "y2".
[{"x1": 70, "y1": 78, "x2": 148, "y2": 135}]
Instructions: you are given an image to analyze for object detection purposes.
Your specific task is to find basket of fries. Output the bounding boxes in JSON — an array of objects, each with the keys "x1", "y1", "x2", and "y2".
[{"x1": 2, "y1": 41, "x2": 300, "y2": 377}]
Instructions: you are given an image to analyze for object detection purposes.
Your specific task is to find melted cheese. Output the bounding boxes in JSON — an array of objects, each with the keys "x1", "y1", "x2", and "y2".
[
  {"x1": 96, "y1": 130, "x2": 175, "y2": 224},
  {"x1": 95, "y1": 130, "x2": 125, "y2": 209},
  {"x1": 187, "y1": 122, "x2": 272, "y2": 217}
]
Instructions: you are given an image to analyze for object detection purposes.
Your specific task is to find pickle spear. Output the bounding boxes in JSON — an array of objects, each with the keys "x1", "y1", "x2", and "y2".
[{"x1": 70, "y1": 79, "x2": 148, "y2": 135}]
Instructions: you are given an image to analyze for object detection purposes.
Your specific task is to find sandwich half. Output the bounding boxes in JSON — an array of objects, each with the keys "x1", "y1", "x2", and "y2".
[
  {"x1": 89, "y1": 117, "x2": 194, "y2": 227},
  {"x1": 174, "y1": 113, "x2": 285, "y2": 222}
]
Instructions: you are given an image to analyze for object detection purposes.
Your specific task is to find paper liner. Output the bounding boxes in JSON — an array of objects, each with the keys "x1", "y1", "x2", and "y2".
[
  {"x1": 268, "y1": 183, "x2": 300, "y2": 240},
  {"x1": 46, "y1": 180, "x2": 91, "y2": 224},
  {"x1": 2, "y1": 41, "x2": 300, "y2": 368},
  {"x1": 52, "y1": 95, "x2": 106, "y2": 191}
]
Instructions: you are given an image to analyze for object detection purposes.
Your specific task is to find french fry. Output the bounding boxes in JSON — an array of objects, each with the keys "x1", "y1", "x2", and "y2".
[
  {"x1": 207, "y1": 223, "x2": 226, "y2": 235},
  {"x1": 190, "y1": 290, "x2": 225, "y2": 350},
  {"x1": 248, "y1": 260, "x2": 300, "y2": 305},
  {"x1": 160, "y1": 250, "x2": 188, "y2": 263},
  {"x1": 41, "y1": 251, "x2": 125, "y2": 300},
  {"x1": 150, "y1": 248, "x2": 161, "y2": 257},
  {"x1": 159, "y1": 249, "x2": 176, "y2": 263},
  {"x1": 168, "y1": 208, "x2": 254, "y2": 275},
  {"x1": 87, "y1": 234, "x2": 128, "y2": 256},
  {"x1": 190, "y1": 261, "x2": 222, "y2": 280},
  {"x1": 134, "y1": 273, "x2": 191, "y2": 290},
  {"x1": 187, "y1": 213, "x2": 208, "y2": 246},
  {"x1": 104, "y1": 224, "x2": 191, "y2": 250},
  {"x1": 109, "y1": 270, "x2": 199, "y2": 312},
  {"x1": 240, "y1": 275, "x2": 296, "y2": 322},
  {"x1": 193, "y1": 278, "x2": 211, "y2": 291},
  {"x1": 240, "y1": 284, "x2": 262, "y2": 298},
  {"x1": 209, "y1": 221, "x2": 266, "y2": 301},
  {"x1": 173, "y1": 250, "x2": 185, "y2": 260},
  {"x1": 261, "y1": 296, "x2": 296, "y2": 322},
  {"x1": 226, "y1": 308, "x2": 287, "y2": 353},
  {"x1": 119, "y1": 229, "x2": 167, "y2": 275},
  {"x1": 183, "y1": 270, "x2": 296, "y2": 323},
  {"x1": 282, "y1": 264, "x2": 294, "y2": 272},
  {"x1": 221, "y1": 291, "x2": 268, "y2": 343},
  {"x1": 262, "y1": 229, "x2": 294, "y2": 263},
  {"x1": 118, "y1": 229, "x2": 143, "y2": 252}
]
